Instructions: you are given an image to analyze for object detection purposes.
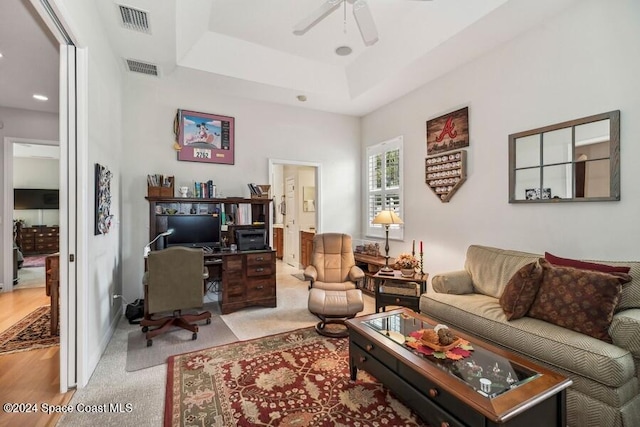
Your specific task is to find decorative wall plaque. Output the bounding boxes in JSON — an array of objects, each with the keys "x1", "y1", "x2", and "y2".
[
  {"x1": 425, "y1": 150, "x2": 467, "y2": 203},
  {"x1": 426, "y1": 107, "x2": 469, "y2": 155}
]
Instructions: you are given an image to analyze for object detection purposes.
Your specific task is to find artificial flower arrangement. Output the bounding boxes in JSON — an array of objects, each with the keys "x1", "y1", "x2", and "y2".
[{"x1": 393, "y1": 252, "x2": 419, "y2": 270}]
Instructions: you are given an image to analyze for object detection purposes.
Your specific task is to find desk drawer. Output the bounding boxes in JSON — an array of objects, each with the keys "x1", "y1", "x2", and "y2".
[
  {"x1": 246, "y1": 252, "x2": 274, "y2": 266},
  {"x1": 246, "y1": 278, "x2": 275, "y2": 299},
  {"x1": 246, "y1": 264, "x2": 273, "y2": 277}
]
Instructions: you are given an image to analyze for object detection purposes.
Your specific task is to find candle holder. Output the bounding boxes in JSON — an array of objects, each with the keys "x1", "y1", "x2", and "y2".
[{"x1": 419, "y1": 250, "x2": 424, "y2": 275}]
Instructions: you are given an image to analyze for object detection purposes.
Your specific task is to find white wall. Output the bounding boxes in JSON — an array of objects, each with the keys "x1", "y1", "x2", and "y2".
[
  {"x1": 56, "y1": 0, "x2": 124, "y2": 386},
  {"x1": 120, "y1": 72, "x2": 360, "y2": 300},
  {"x1": 361, "y1": 0, "x2": 640, "y2": 276}
]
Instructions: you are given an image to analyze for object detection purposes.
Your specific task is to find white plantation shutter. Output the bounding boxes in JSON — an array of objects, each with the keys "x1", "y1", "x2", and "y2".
[{"x1": 366, "y1": 136, "x2": 403, "y2": 239}]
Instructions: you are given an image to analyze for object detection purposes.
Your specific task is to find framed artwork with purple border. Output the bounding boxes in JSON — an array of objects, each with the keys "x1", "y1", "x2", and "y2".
[{"x1": 176, "y1": 109, "x2": 235, "y2": 164}]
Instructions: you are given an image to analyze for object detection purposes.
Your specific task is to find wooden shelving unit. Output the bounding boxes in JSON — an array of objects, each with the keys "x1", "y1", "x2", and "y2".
[{"x1": 146, "y1": 197, "x2": 272, "y2": 248}]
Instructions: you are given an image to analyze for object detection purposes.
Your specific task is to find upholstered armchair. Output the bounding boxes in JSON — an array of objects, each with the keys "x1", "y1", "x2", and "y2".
[
  {"x1": 304, "y1": 233, "x2": 365, "y2": 337},
  {"x1": 140, "y1": 246, "x2": 211, "y2": 346}
]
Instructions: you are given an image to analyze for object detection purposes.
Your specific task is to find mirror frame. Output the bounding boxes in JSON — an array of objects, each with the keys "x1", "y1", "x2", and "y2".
[{"x1": 509, "y1": 110, "x2": 620, "y2": 203}]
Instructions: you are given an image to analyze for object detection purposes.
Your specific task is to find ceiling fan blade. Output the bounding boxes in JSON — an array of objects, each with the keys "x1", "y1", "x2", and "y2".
[
  {"x1": 293, "y1": 0, "x2": 342, "y2": 35},
  {"x1": 352, "y1": 0, "x2": 378, "y2": 46}
]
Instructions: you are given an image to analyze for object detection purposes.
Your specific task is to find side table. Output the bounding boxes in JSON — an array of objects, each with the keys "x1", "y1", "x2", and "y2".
[{"x1": 373, "y1": 270, "x2": 428, "y2": 313}]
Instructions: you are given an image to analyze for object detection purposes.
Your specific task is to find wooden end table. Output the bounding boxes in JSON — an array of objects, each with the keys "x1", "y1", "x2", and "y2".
[{"x1": 373, "y1": 270, "x2": 428, "y2": 313}]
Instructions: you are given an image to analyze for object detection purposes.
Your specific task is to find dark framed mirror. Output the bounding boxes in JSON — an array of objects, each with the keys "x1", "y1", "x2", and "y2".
[{"x1": 509, "y1": 110, "x2": 620, "y2": 203}]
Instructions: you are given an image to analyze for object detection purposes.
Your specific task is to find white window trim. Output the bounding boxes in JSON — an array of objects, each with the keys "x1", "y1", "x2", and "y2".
[{"x1": 365, "y1": 136, "x2": 404, "y2": 240}]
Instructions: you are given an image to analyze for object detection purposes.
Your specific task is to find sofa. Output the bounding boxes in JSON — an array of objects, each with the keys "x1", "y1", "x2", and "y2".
[{"x1": 420, "y1": 245, "x2": 640, "y2": 427}]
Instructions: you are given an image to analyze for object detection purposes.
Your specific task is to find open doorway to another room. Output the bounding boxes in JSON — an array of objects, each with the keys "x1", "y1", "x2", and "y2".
[
  {"x1": 269, "y1": 160, "x2": 320, "y2": 271},
  {"x1": 12, "y1": 140, "x2": 60, "y2": 291}
]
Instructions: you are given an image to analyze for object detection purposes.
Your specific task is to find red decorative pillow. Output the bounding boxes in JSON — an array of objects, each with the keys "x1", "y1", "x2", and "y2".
[
  {"x1": 545, "y1": 252, "x2": 631, "y2": 275},
  {"x1": 528, "y1": 259, "x2": 630, "y2": 342},
  {"x1": 499, "y1": 261, "x2": 544, "y2": 320}
]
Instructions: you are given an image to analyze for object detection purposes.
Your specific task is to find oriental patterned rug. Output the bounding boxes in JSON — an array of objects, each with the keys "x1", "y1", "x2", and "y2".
[
  {"x1": 165, "y1": 327, "x2": 429, "y2": 426},
  {"x1": 0, "y1": 305, "x2": 58, "y2": 355}
]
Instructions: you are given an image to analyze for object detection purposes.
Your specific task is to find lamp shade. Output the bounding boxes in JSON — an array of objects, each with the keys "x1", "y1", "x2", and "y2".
[{"x1": 372, "y1": 210, "x2": 403, "y2": 225}]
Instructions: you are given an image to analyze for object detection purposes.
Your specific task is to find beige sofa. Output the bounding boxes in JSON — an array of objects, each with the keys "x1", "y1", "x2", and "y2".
[{"x1": 420, "y1": 245, "x2": 640, "y2": 427}]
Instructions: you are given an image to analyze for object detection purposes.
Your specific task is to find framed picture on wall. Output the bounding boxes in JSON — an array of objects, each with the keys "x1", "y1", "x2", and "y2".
[
  {"x1": 94, "y1": 163, "x2": 113, "y2": 235},
  {"x1": 426, "y1": 107, "x2": 469, "y2": 155},
  {"x1": 175, "y1": 109, "x2": 235, "y2": 165}
]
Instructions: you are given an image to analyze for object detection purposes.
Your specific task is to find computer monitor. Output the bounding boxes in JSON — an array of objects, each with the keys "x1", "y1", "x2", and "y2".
[{"x1": 165, "y1": 214, "x2": 221, "y2": 248}]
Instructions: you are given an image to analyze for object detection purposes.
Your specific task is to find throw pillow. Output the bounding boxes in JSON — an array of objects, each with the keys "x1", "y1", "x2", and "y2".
[
  {"x1": 545, "y1": 252, "x2": 631, "y2": 275},
  {"x1": 528, "y1": 259, "x2": 630, "y2": 342},
  {"x1": 499, "y1": 261, "x2": 544, "y2": 320}
]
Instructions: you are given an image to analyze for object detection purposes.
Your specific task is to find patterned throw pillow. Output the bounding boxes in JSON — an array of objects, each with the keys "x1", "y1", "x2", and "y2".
[
  {"x1": 499, "y1": 261, "x2": 544, "y2": 320},
  {"x1": 528, "y1": 259, "x2": 631, "y2": 342}
]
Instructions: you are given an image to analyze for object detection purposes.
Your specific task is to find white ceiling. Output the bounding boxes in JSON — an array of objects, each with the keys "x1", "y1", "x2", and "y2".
[{"x1": 1, "y1": 0, "x2": 578, "y2": 117}]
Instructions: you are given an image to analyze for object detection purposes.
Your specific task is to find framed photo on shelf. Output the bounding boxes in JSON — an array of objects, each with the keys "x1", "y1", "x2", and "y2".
[
  {"x1": 426, "y1": 107, "x2": 469, "y2": 155},
  {"x1": 525, "y1": 188, "x2": 551, "y2": 200},
  {"x1": 175, "y1": 109, "x2": 235, "y2": 164}
]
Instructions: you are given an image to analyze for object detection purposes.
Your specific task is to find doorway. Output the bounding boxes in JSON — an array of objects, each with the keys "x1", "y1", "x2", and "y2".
[
  {"x1": 10, "y1": 139, "x2": 60, "y2": 291},
  {"x1": 269, "y1": 159, "x2": 320, "y2": 269}
]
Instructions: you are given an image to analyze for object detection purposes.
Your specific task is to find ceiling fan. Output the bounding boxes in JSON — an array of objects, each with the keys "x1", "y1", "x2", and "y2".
[{"x1": 293, "y1": 0, "x2": 433, "y2": 47}]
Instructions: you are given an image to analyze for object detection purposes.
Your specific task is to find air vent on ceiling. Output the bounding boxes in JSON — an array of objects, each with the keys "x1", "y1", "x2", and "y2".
[
  {"x1": 125, "y1": 59, "x2": 159, "y2": 77},
  {"x1": 118, "y1": 4, "x2": 151, "y2": 34}
]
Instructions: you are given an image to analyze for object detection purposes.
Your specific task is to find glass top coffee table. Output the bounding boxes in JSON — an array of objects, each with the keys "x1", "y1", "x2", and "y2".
[{"x1": 346, "y1": 309, "x2": 572, "y2": 426}]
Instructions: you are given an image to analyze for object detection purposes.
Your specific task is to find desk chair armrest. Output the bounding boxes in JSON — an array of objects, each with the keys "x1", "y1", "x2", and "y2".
[
  {"x1": 143, "y1": 271, "x2": 149, "y2": 286},
  {"x1": 202, "y1": 267, "x2": 209, "y2": 280}
]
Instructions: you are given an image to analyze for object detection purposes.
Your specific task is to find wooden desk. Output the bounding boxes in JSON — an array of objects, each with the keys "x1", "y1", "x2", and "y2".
[
  {"x1": 45, "y1": 254, "x2": 60, "y2": 336},
  {"x1": 204, "y1": 250, "x2": 276, "y2": 314}
]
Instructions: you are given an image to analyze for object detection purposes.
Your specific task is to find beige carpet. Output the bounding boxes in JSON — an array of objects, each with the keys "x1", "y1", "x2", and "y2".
[
  {"x1": 59, "y1": 261, "x2": 375, "y2": 426},
  {"x1": 222, "y1": 273, "x2": 375, "y2": 340},
  {"x1": 125, "y1": 303, "x2": 238, "y2": 372}
]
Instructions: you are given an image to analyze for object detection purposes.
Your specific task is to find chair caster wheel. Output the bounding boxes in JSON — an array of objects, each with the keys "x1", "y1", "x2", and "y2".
[
  {"x1": 142, "y1": 326, "x2": 149, "y2": 333},
  {"x1": 206, "y1": 318, "x2": 211, "y2": 325},
  {"x1": 147, "y1": 339, "x2": 152, "y2": 347},
  {"x1": 192, "y1": 333, "x2": 197, "y2": 340}
]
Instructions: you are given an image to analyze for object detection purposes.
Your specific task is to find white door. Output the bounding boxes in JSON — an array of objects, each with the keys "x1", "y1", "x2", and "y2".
[{"x1": 284, "y1": 177, "x2": 298, "y2": 267}]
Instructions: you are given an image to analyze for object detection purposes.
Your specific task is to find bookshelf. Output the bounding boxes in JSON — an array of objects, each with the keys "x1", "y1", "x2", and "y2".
[{"x1": 146, "y1": 196, "x2": 272, "y2": 248}]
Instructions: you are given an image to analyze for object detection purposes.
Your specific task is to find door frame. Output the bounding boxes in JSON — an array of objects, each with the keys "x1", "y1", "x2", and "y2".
[
  {"x1": 268, "y1": 159, "x2": 321, "y2": 267},
  {"x1": 28, "y1": 0, "x2": 84, "y2": 392},
  {"x1": 2, "y1": 138, "x2": 59, "y2": 291}
]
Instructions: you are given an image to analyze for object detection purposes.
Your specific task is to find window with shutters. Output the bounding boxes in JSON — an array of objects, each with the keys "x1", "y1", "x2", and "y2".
[{"x1": 365, "y1": 136, "x2": 403, "y2": 240}]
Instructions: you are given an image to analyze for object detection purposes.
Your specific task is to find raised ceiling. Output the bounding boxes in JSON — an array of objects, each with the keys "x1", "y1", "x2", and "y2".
[{"x1": 2, "y1": 0, "x2": 578, "y2": 117}]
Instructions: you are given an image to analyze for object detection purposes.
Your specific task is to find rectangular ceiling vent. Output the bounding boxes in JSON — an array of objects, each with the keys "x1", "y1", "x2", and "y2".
[
  {"x1": 125, "y1": 59, "x2": 159, "y2": 77},
  {"x1": 118, "y1": 4, "x2": 151, "y2": 34}
]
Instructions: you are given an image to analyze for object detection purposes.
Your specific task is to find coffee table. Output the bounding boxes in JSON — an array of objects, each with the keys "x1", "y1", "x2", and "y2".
[{"x1": 346, "y1": 309, "x2": 572, "y2": 427}]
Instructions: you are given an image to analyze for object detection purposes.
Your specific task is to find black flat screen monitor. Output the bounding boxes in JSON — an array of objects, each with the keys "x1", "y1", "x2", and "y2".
[
  {"x1": 165, "y1": 214, "x2": 221, "y2": 248},
  {"x1": 14, "y1": 188, "x2": 59, "y2": 209}
]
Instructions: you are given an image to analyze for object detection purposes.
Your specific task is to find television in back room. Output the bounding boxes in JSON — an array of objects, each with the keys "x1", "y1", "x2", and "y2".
[
  {"x1": 14, "y1": 188, "x2": 60, "y2": 209},
  {"x1": 165, "y1": 214, "x2": 221, "y2": 249}
]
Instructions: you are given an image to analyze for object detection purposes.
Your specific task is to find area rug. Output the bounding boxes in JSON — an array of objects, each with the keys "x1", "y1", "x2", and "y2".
[
  {"x1": 126, "y1": 314, "x2": 238, "y2": 372},
  {"x1": 21, "y1": 254, "x2": 47, "y2": 268},
  {"x1": 165, "y1": 327, "x2": 428, "y2": 426},
  {"x1": 0, "y1": 305, "x2": 59, "y2": 355}
]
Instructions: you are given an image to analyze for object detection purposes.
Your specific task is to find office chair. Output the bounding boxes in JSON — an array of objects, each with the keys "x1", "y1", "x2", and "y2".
[
  {"x1": 304, "y1": 233, "x2": 365, "y2": 337},
  {"x1": 140, "y1": 246, "x2": 211, "y2": 346}
]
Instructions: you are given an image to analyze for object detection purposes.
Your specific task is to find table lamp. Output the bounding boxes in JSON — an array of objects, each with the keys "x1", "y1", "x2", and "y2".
[
  {"x1": 372, "y1": 210, "x2": 403, "y2": 275},
  {"x1": 143, "y1": 229, "x2": 173, "y2": 258}
]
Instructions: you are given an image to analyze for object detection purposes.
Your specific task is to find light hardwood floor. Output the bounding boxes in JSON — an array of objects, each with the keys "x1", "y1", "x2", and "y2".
[{"x1": 0, "y1": 286, "x2": 73, "y2": 427}]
